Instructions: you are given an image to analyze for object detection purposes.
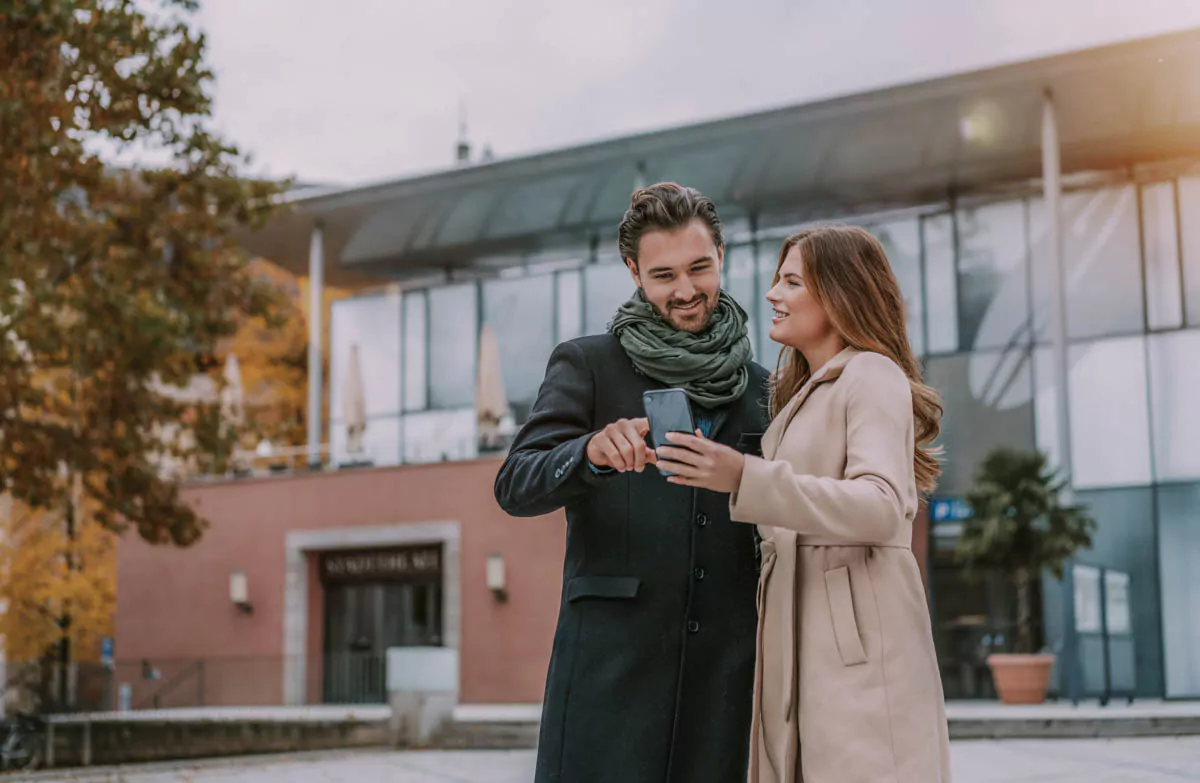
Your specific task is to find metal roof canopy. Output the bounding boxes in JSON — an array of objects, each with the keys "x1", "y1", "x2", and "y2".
[{"x1": 240, "y1": 28, "x2": 1200, "y2": 286}]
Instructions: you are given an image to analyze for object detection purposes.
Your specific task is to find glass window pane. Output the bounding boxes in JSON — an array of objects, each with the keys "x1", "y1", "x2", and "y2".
[
  {"x1": 1065, "y1": 337, "x2": 1153, "y2": 489},
  {"x1": 756, "y1": 239, "x2": 783, "y2": 371},
  {"x1": 1030, "y1": 187, "x2": 1143, "y2": 341},
  {"x1": 1177, "y1": 177, "x2": 1200, "y2": 327},
  {"x1": 922, "y1": 214, "x2": 958, "y2": 354},
  {"x1": 1157, "y1": 482, "x2": 1200, "y2": 698},
  {"x1": 401, "y1": 409, "x2": 477, "y2": 463},
  {"x1": 924, "y1": 350, "x2": 1035, "y2": 496},
  {"x1": 427, "y1": 284, "x2": 477, "y2": 409},
  {"x1": 954, "y1": 201, "x2": 1030, "y2": 352},
  {"x1": 483, "y1": 275, "x2": 555, "y2": 410},
  {"x1": 1143, "y1": 183, "x2": 1184, "y2": 331},
  {"x1": 1068, "y1": 487, "x2": 1162, "y2": 699},
  {"x1": 583, "y1": 262, "x2": 634, "y2": 336},
  {"x1": 725, "y1": 243, "x2": 758, "y2": 360},
  {"x1": 869, "y1": 219, "x2": 924, "y2": 357},
  {"x1": 1148, "y1": 330, "x2": 1200, "y2": 481},
  {"x1": 402, "y1": 291, "x2": 427, "y2": 412},
  {"x1": 331, "y1": 294, "x2": 402, "y2": 422},
  {"x1": 555, "y1": 270, "x2": 582, "y2": 343},
  {"x1": 331, "y1": 414, "x2": 401, "y2": 468}
]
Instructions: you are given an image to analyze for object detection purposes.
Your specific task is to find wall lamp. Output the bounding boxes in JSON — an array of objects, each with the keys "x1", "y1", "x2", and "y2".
[
  {"x1": 230, "y1": 570, "x2": 254, "y2": 615},
  {"x1": 486, "y1": 553, "x2": 508, "y2": 603}
]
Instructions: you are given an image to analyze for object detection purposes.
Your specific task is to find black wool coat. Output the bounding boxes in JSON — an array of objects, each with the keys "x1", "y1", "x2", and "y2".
[{"x1": 495, "y1": 333, "x2": 770, "y2": 783}]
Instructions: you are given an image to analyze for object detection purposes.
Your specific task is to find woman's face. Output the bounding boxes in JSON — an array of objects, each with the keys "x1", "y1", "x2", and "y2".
[{"x1": 765, "y1": 244, "x2": 836, "y2": 351}]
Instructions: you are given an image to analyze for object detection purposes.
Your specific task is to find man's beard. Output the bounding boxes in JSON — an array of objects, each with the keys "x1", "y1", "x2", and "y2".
[{"x1": 654, "y1": 292, "x2": 718, "y2": 333}]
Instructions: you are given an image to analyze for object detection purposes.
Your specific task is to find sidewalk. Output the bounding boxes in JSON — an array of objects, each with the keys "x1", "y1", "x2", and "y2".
[{"x1": 9, "y1": 739, "x2": 1200, "y2": 783}]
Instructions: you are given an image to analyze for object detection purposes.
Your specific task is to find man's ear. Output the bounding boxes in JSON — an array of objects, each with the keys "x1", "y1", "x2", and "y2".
[
  {"x1": 716, "y1": 244, "x2": 725, "y2": 273},
  {"x1": 625, "y1": 258, "x2": 641, "y2": 287}
]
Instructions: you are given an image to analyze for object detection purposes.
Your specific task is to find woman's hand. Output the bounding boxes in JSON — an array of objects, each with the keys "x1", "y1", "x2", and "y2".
[{"x1": 656, "y1": 430, "x2": 746, "y2": 493}]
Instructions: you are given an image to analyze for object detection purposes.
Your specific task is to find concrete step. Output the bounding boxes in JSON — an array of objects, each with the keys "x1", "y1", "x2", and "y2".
[
  {"x1": 437, "y1": 720, "x2": 539, "y2": 750},
  {"x1": 433, "y1": 700, "x2": 1200, "y2": 749}
]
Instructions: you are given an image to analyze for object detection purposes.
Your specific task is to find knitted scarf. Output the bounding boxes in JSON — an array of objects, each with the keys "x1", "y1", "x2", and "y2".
[{"x1": 609, "y1": 289, "x2": 751, "y2": 408}]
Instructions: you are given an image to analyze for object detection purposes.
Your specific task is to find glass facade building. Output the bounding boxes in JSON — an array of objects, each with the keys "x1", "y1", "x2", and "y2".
[{"x1": 329, "y1": 173, "x2": 1200, "y2": 699}]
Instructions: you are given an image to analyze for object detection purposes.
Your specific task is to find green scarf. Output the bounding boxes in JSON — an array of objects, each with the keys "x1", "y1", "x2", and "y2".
[{"x1": 609, "y1": 289, "x2": 752, "y2": 408}]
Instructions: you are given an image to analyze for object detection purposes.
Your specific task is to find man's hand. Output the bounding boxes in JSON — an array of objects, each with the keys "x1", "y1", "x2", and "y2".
[
  {"x1": 656, "y1": 430, "x2": 746, "y2": 493},
  {"x1": 586, "y1": 417, "x2": 658, "y2": 473}
]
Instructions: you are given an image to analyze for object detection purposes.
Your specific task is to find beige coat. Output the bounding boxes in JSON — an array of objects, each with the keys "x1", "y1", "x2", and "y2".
[{"x1": 730, "y1": 348, "x2": 951, "y2": 783}]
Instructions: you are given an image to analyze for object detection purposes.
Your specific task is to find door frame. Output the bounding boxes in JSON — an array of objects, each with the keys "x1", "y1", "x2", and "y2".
[{"x1": 282, "y1": 520, "x2": 461, "y2": 705}]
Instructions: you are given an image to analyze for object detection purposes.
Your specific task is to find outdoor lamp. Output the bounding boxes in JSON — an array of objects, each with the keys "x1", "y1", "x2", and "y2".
[
  {"x1": 486, "y1": 553, "x2": 508, "y2": 603},
  {"x1": 230, "y1": 570, "x2": 253, "y2": 614}
]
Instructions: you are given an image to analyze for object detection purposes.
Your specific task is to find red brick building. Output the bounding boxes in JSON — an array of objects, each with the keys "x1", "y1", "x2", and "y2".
[
  {"x1": 115, "y1": 456, "x2": 928, "y2": 708},
  {"x1": 116, "y1": 458, "x2": 565, "y2": 706}
]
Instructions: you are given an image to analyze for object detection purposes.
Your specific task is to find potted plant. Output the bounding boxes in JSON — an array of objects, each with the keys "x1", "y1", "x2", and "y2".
[{"x1": 955, "y1": 447, "x2": 1096, "y2": 705}]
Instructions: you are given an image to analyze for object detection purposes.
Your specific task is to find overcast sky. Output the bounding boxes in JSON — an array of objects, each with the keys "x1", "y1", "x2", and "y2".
[{"x1": 193, "y1": 0, "x2": 1200, "y2": 186}]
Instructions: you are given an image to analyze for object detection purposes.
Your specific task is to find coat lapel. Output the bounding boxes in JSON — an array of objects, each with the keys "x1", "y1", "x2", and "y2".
[{"x1": 767, "y1": 347, "x2": 860, "y2": 457}]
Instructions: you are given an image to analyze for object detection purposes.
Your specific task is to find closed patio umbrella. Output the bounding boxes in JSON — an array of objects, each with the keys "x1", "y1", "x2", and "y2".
[
  {"x1": 343, "y1": 343, "x2": 368, "y2": 460},
  {"x1": 475, "y1": 325, "x2": 509, "y2": 451}
]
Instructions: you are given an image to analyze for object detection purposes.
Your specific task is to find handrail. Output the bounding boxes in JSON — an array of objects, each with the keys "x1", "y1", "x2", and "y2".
[{"x1": 135, "y1": 660, "x2": 204, "y2": 711}]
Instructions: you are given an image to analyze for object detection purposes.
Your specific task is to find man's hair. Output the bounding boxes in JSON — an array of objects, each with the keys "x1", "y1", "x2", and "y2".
[{"x1": 617, "y1": 182, "x2": 723, "y2": 266}]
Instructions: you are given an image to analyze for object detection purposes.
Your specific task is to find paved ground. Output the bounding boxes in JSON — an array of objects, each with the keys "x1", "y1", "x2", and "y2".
[{"x1": 16, "y1": 738, "x2": 1200, "y2": 782}]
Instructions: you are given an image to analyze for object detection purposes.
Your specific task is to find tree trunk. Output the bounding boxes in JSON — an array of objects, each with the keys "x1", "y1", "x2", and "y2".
[
  {"x1": 1015, "y1": 565, "x2": 1033, "y2": 654},
  {"x1": 57, "y1": 471, "x2": 82, "y2": 711}
]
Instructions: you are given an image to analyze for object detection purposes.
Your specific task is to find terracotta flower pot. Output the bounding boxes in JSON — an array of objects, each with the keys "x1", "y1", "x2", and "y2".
[{"x1": 986, "y1": 653, "x2": 1056, "y2": 705}]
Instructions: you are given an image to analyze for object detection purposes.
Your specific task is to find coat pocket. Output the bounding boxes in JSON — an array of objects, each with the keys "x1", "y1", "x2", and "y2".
[
  {"x1": 824, "y1": 566, "x2": 868, "y2": 666},
  {"x1": 567, "y1": 576, "x2": 640, "y2": 602}
]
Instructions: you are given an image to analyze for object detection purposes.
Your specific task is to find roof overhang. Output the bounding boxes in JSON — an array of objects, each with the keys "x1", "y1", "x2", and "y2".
[{"x1": 238, "y1": 27, "x2": 1200, "y2": 286}]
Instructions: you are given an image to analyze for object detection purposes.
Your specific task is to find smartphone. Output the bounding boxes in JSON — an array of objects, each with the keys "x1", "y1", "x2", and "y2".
[{"x1": 643, "y1": 388, "x2": 695, "y2": 476}]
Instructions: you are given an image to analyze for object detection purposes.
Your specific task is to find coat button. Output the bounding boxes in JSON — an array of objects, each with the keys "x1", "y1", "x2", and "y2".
[
  {"x1": 687, "y1": 620, "x2": 700, "y2": 634},
  {"x1": 693, "y1": 567, "x2": 706, "y2": 581},
  {"x1": 696, "y1": 513, "x2": 709, "y2": 527}
]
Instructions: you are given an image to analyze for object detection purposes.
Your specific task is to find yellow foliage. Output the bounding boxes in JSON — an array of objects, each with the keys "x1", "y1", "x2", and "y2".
[
  {"x1": 0, "y1": 494, "x2": 116, "y2": 665},
  {"x1": 217, "y1": 260, "x2": 349, "y2": 449}
]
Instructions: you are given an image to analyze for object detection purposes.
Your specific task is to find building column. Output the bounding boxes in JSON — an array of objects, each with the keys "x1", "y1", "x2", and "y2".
[
  {"x1": 1041, "y1": 89, "x2": 1073, "y2": 497},
  {"x1": 307, "y1": 222, "x2": 325, "y2": 468},
  {"x1": 1043, "y1": 88, "x2": 1082, "y2": 702}
]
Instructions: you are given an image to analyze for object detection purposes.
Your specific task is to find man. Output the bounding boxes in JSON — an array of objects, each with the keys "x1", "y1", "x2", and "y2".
[{"x1": 495, "y1": 182, "x2": 770, "y2": 783}]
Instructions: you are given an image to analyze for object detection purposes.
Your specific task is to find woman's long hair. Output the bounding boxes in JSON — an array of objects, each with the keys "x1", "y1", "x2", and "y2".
[{"x1": 768, "y1": 225, "x2": 943, "y2": 494}]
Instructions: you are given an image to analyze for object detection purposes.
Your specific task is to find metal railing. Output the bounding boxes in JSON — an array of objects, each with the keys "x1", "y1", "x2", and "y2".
[{"x1": 0, "y1": 657, "x2": 332, "y2": 716}]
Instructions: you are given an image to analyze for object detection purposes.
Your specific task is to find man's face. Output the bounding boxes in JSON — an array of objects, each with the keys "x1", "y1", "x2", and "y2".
[{"x1": 626, "y1": 218, "x2": 724, "y2": 333}]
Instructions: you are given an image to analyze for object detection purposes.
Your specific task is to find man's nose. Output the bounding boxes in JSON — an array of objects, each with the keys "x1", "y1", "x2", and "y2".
[{"x1": 675, "y1": 278, "x2": 697, "y2": 302}]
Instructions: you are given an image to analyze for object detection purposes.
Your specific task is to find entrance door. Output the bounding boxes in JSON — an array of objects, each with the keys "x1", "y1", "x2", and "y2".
[{"x1": 323, "y1": 579, "x2": 444, "y2": 703}]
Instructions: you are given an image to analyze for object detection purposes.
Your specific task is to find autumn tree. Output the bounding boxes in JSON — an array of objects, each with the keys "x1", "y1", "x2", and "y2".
[
  {"x1": 215, "y1": 262, "x2": 350, "y2": 462},
  {"x1": 0, "y1": 496, "x2": 115, "y2": 666},
  {"x1": 0, "y1": 0, "x2": 283, "y2": 693}
]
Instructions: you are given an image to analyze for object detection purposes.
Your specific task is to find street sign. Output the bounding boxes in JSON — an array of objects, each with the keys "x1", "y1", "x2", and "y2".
[
  {"x1": 101, "y1": 637, "x2": 114, "y2": 666},
  {"x1": 930, "y1": 497, "x2": 972, "y2": 523}
]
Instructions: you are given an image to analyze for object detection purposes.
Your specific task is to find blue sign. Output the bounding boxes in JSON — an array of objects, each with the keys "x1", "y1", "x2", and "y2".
[
  {"x1": 101, "y1": 637, "x2": 114, "y2": 665},
  {"x1": 930, "y1": 497, "x2": 972, "y2": 523}
]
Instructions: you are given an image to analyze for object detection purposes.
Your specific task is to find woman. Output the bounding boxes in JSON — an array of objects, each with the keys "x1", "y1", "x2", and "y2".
[{"x1": 657, "y1": 225, "x2": 951, "y2": 782}]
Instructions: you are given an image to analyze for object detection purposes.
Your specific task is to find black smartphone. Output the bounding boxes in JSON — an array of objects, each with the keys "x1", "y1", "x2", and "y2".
[{"x1": 643, "y1": 388, "x2": 695, "y2": 476}]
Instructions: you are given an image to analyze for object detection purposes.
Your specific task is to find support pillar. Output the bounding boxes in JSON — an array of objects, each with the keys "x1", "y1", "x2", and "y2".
[
  {"x1": 1041, "y1": 89, "x2": 1074, "y2": 498},
  {"x1": 1044, "y1": 88, "x2": 1081, "y2": 703},
  {"x1": 307, "y1": 222, "x2": 325, "y2": 468}
]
